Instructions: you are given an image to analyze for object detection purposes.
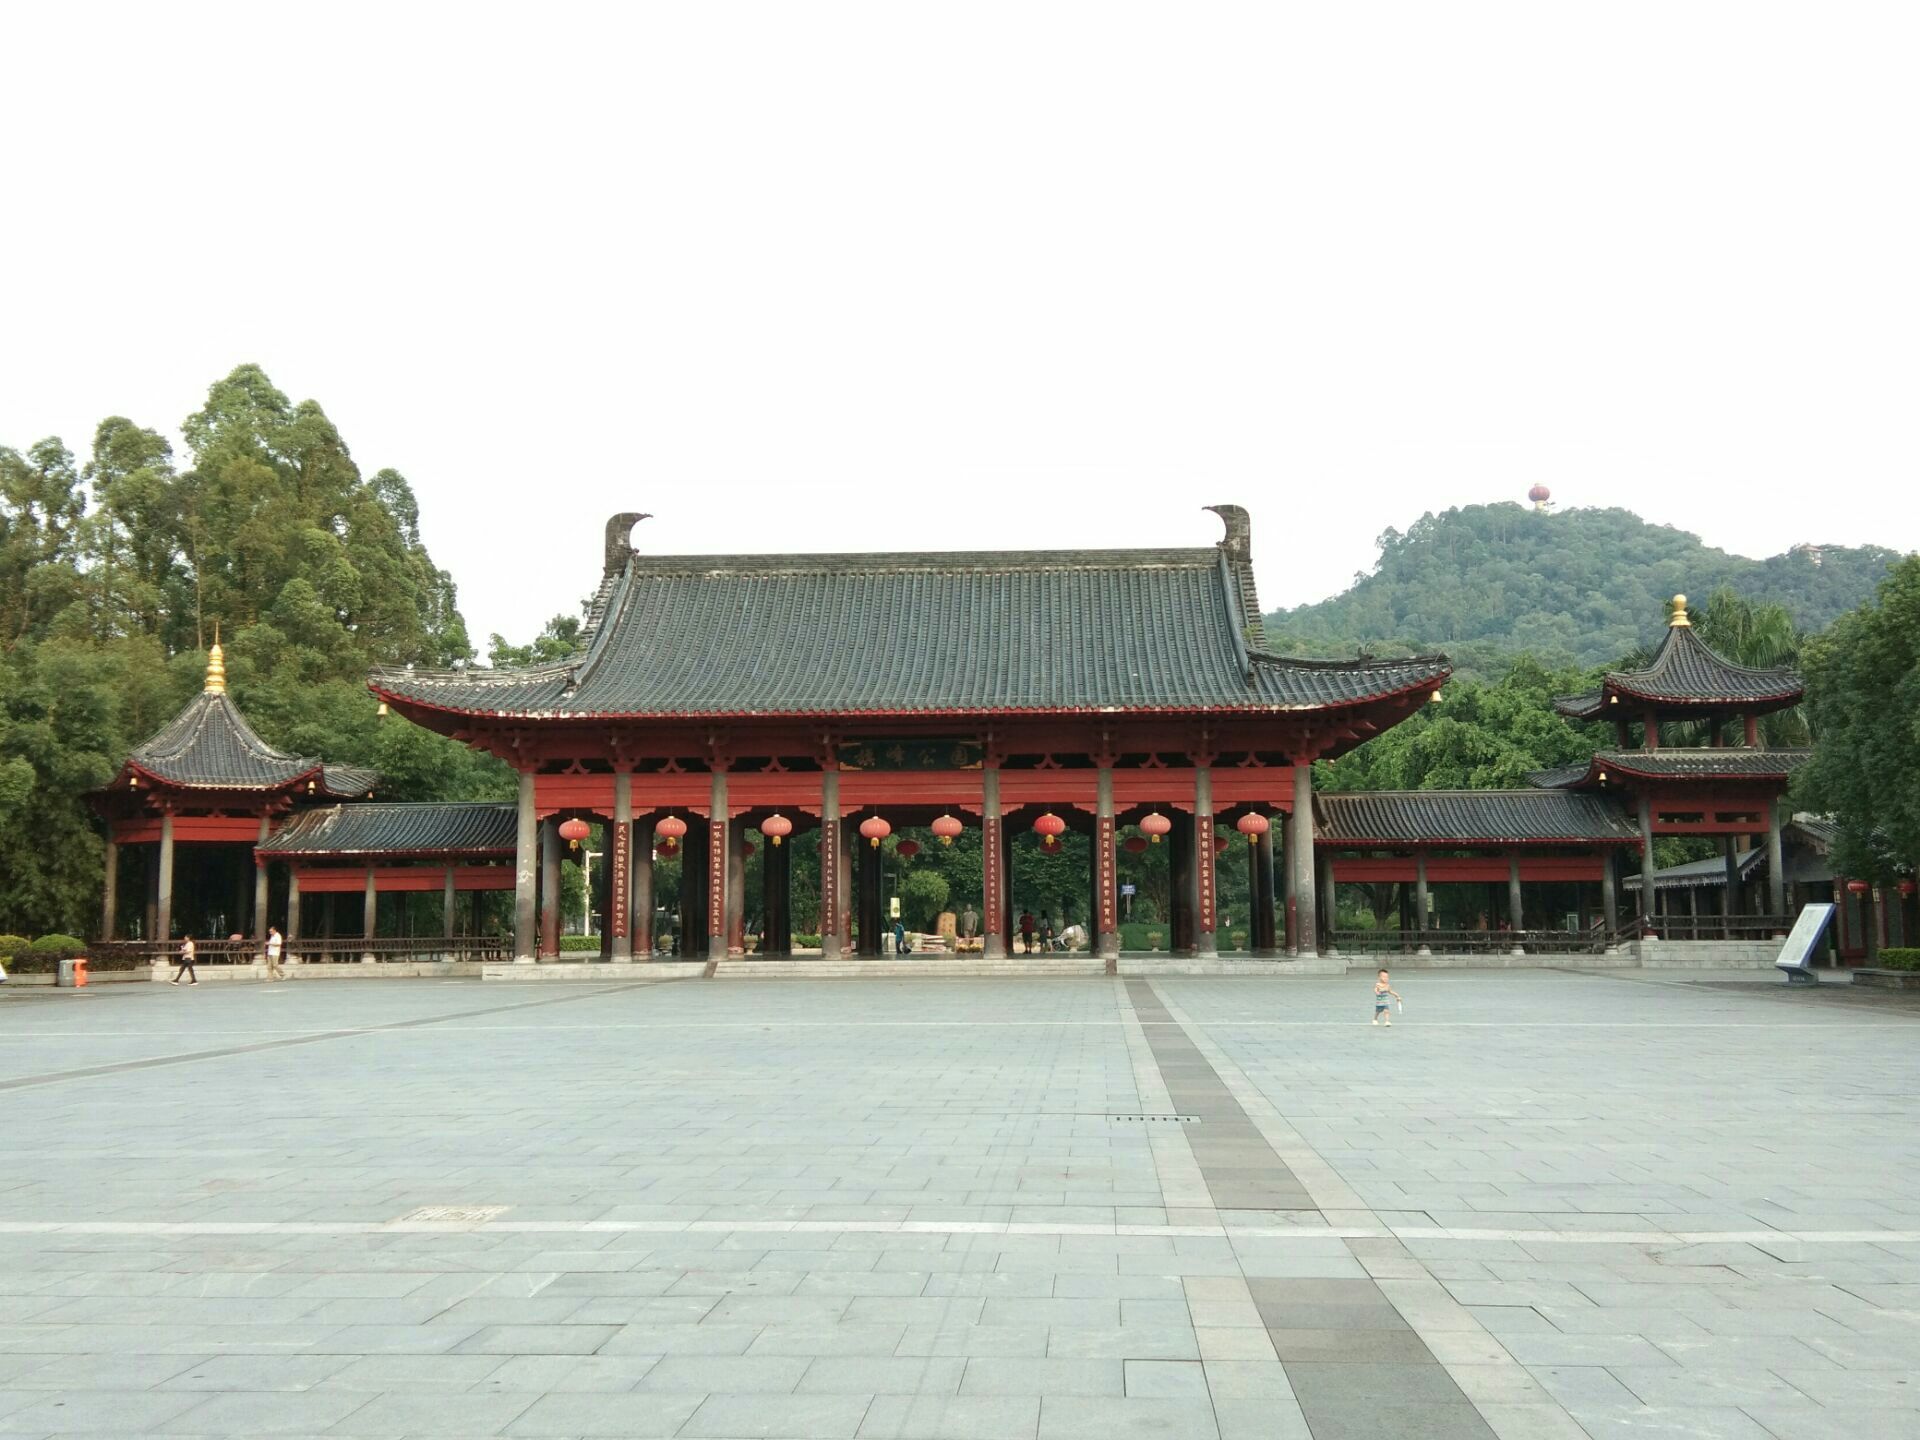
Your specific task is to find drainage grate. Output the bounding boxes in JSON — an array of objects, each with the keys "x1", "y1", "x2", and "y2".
[
  {"x1": 394, "y1": 1205, "x2": 510, "y2": 1224},
  {"x1": 1108, "y1": 1114, "x2": 1199, "y2": 1124}
]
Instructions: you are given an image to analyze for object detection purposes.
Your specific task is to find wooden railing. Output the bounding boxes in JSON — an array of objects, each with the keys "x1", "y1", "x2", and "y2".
[
  {"x1": 86, "y1": 936, "x2": 509, "y2": 966},
  {"x1": 1633, "y1": 914, "x2": 1792, "y2": 942},
  {"x1": 1329, "y1": 926, "x2": 1617, "y2": 955}
]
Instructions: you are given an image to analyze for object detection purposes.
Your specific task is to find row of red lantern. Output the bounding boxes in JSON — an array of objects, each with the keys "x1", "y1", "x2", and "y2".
[{"x1": 593, "y1": 808, "x2": 1279, "y2": 859}]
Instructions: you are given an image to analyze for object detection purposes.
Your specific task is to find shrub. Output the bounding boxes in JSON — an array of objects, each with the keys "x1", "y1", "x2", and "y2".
[
  {"x1": 0, "y1": 934, "x2": 29, "y2": 961},
  {"x1": 793, "y1": 933, "x2": 822, "y2": 949},
  {"x1": 29, "y1": 933, "x2": 86, "y2": 952},
  {"x1": 558, "y1": 934, "x2": 600, "y2": 952},
  {"x1": 1878, "y1": 948, "x2": 1920, "y2": 971}
]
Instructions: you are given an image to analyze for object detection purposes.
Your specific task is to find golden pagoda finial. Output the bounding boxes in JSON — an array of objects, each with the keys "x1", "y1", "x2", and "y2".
[
  {"x1": 204, "y1": 622, "x2": 227, "y2": 693},
  {"x1": 1668, "y1": 594, "x2": 1691, "y2": 628}
]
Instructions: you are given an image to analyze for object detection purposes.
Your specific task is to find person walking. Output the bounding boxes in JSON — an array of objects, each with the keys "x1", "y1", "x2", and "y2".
[
  {"x1": 959, "y1": 904, "x2": 979, "y2": 942},
  {"x1": 171, "y1": 934, "x2": 199, "y2": 985},
  {"x1": 1018, "y1": 910, "x2": 1036, "y2": 954},
  {"x1": 1371, "y1": 968, "x2": 1401, "y2": 1026},
  {"x1": 264, "y1": 925, "x2": 284, "y2": 980}
]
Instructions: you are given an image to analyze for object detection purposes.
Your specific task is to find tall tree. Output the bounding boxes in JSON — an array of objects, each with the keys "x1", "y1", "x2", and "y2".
[{"x1": 1797, "y1": 556, "x2": 1920, "y2": 881}]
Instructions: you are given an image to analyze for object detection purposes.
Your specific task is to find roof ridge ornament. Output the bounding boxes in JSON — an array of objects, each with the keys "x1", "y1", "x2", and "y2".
[
  {"x1": 1669, "y1": 593, "x2": 1691, "y2": 628},
  {"x1": 204, "y1": 622, "x2": 227, "y2": 694},
  {"x1": 1204, "y1": 504, "x2": 1251, "y2": 560},
  {"x1": 605, "y1": 512, "x2": 652, "y2": 575}
]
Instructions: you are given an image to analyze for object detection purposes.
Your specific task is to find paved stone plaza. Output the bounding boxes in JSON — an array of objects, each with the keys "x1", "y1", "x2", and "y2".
[{"x1": 0, "y1": 971, "x2": 1916, "y2": 1439}]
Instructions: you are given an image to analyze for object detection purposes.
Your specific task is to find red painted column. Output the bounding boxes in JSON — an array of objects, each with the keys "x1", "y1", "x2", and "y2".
[
  {"x1": 983, "y1": 766, "x2": 1006, "y2": 960},
  {"x1": 820, "y1": 768, "x2": 841, "y2": 960},
  {"x1": 707, "y1": 770, "x2": 729, "y2": 962},
  {"x1": 1095, "y1": 769, "x2": 1118, "y2": 968},
  {"x1": 611, "y1": 771, "x2": 632, "y2": 961},
  {"x1": 1194, "y1": 767, "x2": 1217, "y2": 958},
  {"x1": 1743, "y1": 714, "x2": 1760, "y2": 747}
]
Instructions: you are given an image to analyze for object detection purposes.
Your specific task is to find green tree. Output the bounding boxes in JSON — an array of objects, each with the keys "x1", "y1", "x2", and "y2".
[{"x1": 1797, "y1": 556, "x2": 1920, "y2": 881}]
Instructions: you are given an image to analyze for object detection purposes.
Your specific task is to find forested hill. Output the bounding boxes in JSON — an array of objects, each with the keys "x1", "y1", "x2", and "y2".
[{"x1": 1266, "y1": 503, "x2": 1902, "y2": 675}]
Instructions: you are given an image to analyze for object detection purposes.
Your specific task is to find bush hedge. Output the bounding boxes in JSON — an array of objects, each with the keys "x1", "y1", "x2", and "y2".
[
  {"x1": 0, "y1": 935, "x2": 30, "y2": 962},
  {"x1": 29, "y1": 934, "x2": 87, "y2": 953},
  {"x1": 558, "y1": 934, "x2": 600, "y2": 953},
  {"x1": 1878, "y1": 948, "x2": 1920, "y2": 971}
]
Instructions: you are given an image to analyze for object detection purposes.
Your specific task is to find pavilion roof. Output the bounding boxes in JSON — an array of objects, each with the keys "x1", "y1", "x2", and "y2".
[
  {"x1": 258, "y1": 802, "x2": 516, "y2": 858},
  {"x1": 1313, "y1": 790, "x2": 1640, "y2": 847},
  {"x1": 1527, "y1": 748, "x2": 1812, "y2": 790},
  {"x1": 112, "y1": 688, "x2": 377, "y2": 798},
  {"x1": 1624, "y1": 847, "x2": 1766, "y2": 892},
  {"x1": 1553, "y1": 612, "x2": 1802, "y2": 720},
  {"x1": 371, "y1": 511, "x2": 1451, "y2": 720}
]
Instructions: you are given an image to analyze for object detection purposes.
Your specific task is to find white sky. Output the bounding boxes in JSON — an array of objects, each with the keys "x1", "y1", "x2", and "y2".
[{"x1": 3, "y1": 2, "x2": 1915, "y2": 649}]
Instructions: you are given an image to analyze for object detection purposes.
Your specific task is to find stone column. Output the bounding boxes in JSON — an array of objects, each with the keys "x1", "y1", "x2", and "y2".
[
  {"x1": 707, "y1": 770, "x2": 729, "y2": 962},
  {"x1": 443, "y1": 866, "x2": 456, "y2": 938},
  {"x1": 633, "y1": 830, "x2": 654, "y2": 958},
  {"x1": 1507, "y1": 855, "x2": 1525, "y2": 954},
  {"x1": 101, "y1": 837, "x2": 119, "y2": 941},
  {"x1": 362, "y1": 866, "x2": 379, "y2": 962},
  {"x1": 1637, "y1": 794, "x2": 1657, "y2": 924},
  {"x1": 1316, "y1": 850, "x2": 1336, "y2": 955},
  {"x1": 1601, "y1": 853, "x2": 1618, "y2": 937},
  {"x1": 1281, "y1": 812, "x2": 1296, "y2": 954},
  {"x1": 1722, "y1": 837, "x2": 1741, "y2": 935},
  {"x1": 286, "y1": 869, "x2": 302, "y2": 944},
  {"x1": 1290, "y1": 763, "x2": 1317, "y2": 956},
  {"x1": 727, "y1": 824, "x2": 747, "y2": 957},
  {"x1": 253, "y1": 819, "x2": 272, "y2": 946},
  {"x1": 1254, "y1": 826, "x2": 1277, "y2": 956},
  {"x1": 156, "y1": 812, "x2": 176, "y2": 944},
  {"x1": 539, "y1": 819, "x2": 560, "y2": 958},
  {"x1": 513, "y1": 770, "x2": 537, "y2": 963},
  {"x1": 1766, "y1": 804, "x2": 1786, "y2": 921},
  {"x1": 1414, "y1": 852, "x2": 1431, "y2": 955},
  {"x1": 820, "y1": 769, "x2": 843, "y2": 960},
  {"x1": 1095, "y1": 765, "x2": 1119, "y2": 967},
  {"x1": 1194, "y1": 768, "x2": 1217, "y2": 958},
  {"x1": 982, "y1": 767, "x2": 1006, "y2": 960}
]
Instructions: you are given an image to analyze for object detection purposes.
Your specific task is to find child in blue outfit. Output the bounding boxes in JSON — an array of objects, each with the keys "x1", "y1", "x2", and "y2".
[{"x1": 1372, "y1": 968, "x2": 1400, "y2": 1026}]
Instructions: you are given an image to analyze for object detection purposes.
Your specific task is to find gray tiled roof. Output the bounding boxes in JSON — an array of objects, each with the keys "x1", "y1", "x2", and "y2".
[
  {"x1": 372, "y1": 538, "x2": 1449, "y2": 719},
  {"x1": 1624, "y1": 847, "x2": 1765, "y2": 891},
  {"x1": 123, "y1": 691, "x2": 375, "y2": 796},
  {"x1": 1531, "y1": 749, "x2": 1814, "y2": 788},
  {"x1": 1554, "y1": 626, "x2": 1802, "y2": 719},
  {"x1": 1314, "y1": 790, "x2": 1640, "y2": 846},
  {"x1": 258, "y1": 802, "x2": 517, "y2": 857}
]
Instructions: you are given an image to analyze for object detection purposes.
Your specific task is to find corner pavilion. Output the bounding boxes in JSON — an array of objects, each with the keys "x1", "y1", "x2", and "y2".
[{"x1": 371, "y1": 507, "x2": 1451, "y2": 963}]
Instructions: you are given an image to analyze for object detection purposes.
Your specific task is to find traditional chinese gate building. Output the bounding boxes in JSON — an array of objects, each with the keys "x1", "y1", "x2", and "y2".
[{"x1": 370, "y1": 507, "x2": 1452, "y2": 964}]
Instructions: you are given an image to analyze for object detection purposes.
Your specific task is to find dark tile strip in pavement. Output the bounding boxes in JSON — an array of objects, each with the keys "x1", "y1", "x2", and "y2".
[
  {"x1": 1123, "y1": 980, "x2": 1498, "y2": 1440},
  {"x1": 0, "y1": 984, "x2": 671, "y2": 1093}
]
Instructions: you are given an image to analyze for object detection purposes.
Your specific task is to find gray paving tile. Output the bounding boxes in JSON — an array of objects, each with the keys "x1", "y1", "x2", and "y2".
[
  {"x1": 959, "y1": 1358, "x2": 1124, "y2": 1397},
  {"x1": 1035, "y1": 1394, "x2": 1221, "y2": 1439},
  {"x1": 503, "y1": 1389, "x2": 706, "y2": 1437},
  {"x1": 157, "y1": 1388, "x2": 372, "y2": 1434},
  {"x1": 331, "y1": 1389, "x2": 543, "y2": 1435},
  {"x1": 856, "y1": 1393, "x2": 1041, "y2": 1439},
  {"x1": 0, "y1": 1388, "x2": 208, "y2": 1434},
  {"x1": 678, "y1": 1392, "x2": 875, "y2": 1438},
  {"x1": 1264, "y1": 1327, "x2": 1436, "y2": 1363}
]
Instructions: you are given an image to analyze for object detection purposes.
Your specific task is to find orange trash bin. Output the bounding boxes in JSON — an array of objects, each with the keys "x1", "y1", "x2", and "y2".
[{"x1": 73, "y1": 956, "x2": 89, "y2": 986}]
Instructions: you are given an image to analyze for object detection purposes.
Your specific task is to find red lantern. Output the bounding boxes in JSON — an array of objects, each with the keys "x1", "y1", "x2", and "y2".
[
  {"x1": 1139, "y1": 813, "x2": 1172, "y2": 844},
  {"x1": 1123, "y1": 835, "x2": 1149, "y2": 854},
  {"x1": 1214, "y1": 833, "x2": 1230, "y2": 854},
  {"x1": 860, "y1": 816, "x2": 891, "y2": 848},
  {"x1": 657, "y1": 837, "x2": 680, "y2": 858},
  {"x1": 1236, "y1": 812, "x2": 1270, "y2": 845},
  {"x1": 1040, "y1": 834, "x2": 1062, "y2": 854},
  {"x1": 895, "y1": 839, "x2": 920, "y2": 859},
  {"x1": 931, "y1": 814, "x2": 964, "y2": 846},
  {"x1": 760, "y1": 813, "x2": 793, "y2": 847},
  {"x1": 558, "y1": 817, "x2": 591, "y2": 851},
  {"x1": 1900, "y1": 879, "x2": 1916, "y2": 898},
  {"x1": 1033, "y1": 812, "x2": 1067, "y2": 839},
  {"x1": 741, "y1": 841, "x2": 756, "y2": 858},
  {"x1": 1846, "y1": 879, "x2": 1870, "y2": 895},
  {"x1": 655, "y1": 815, "x2": 688, "y2": 842}
]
